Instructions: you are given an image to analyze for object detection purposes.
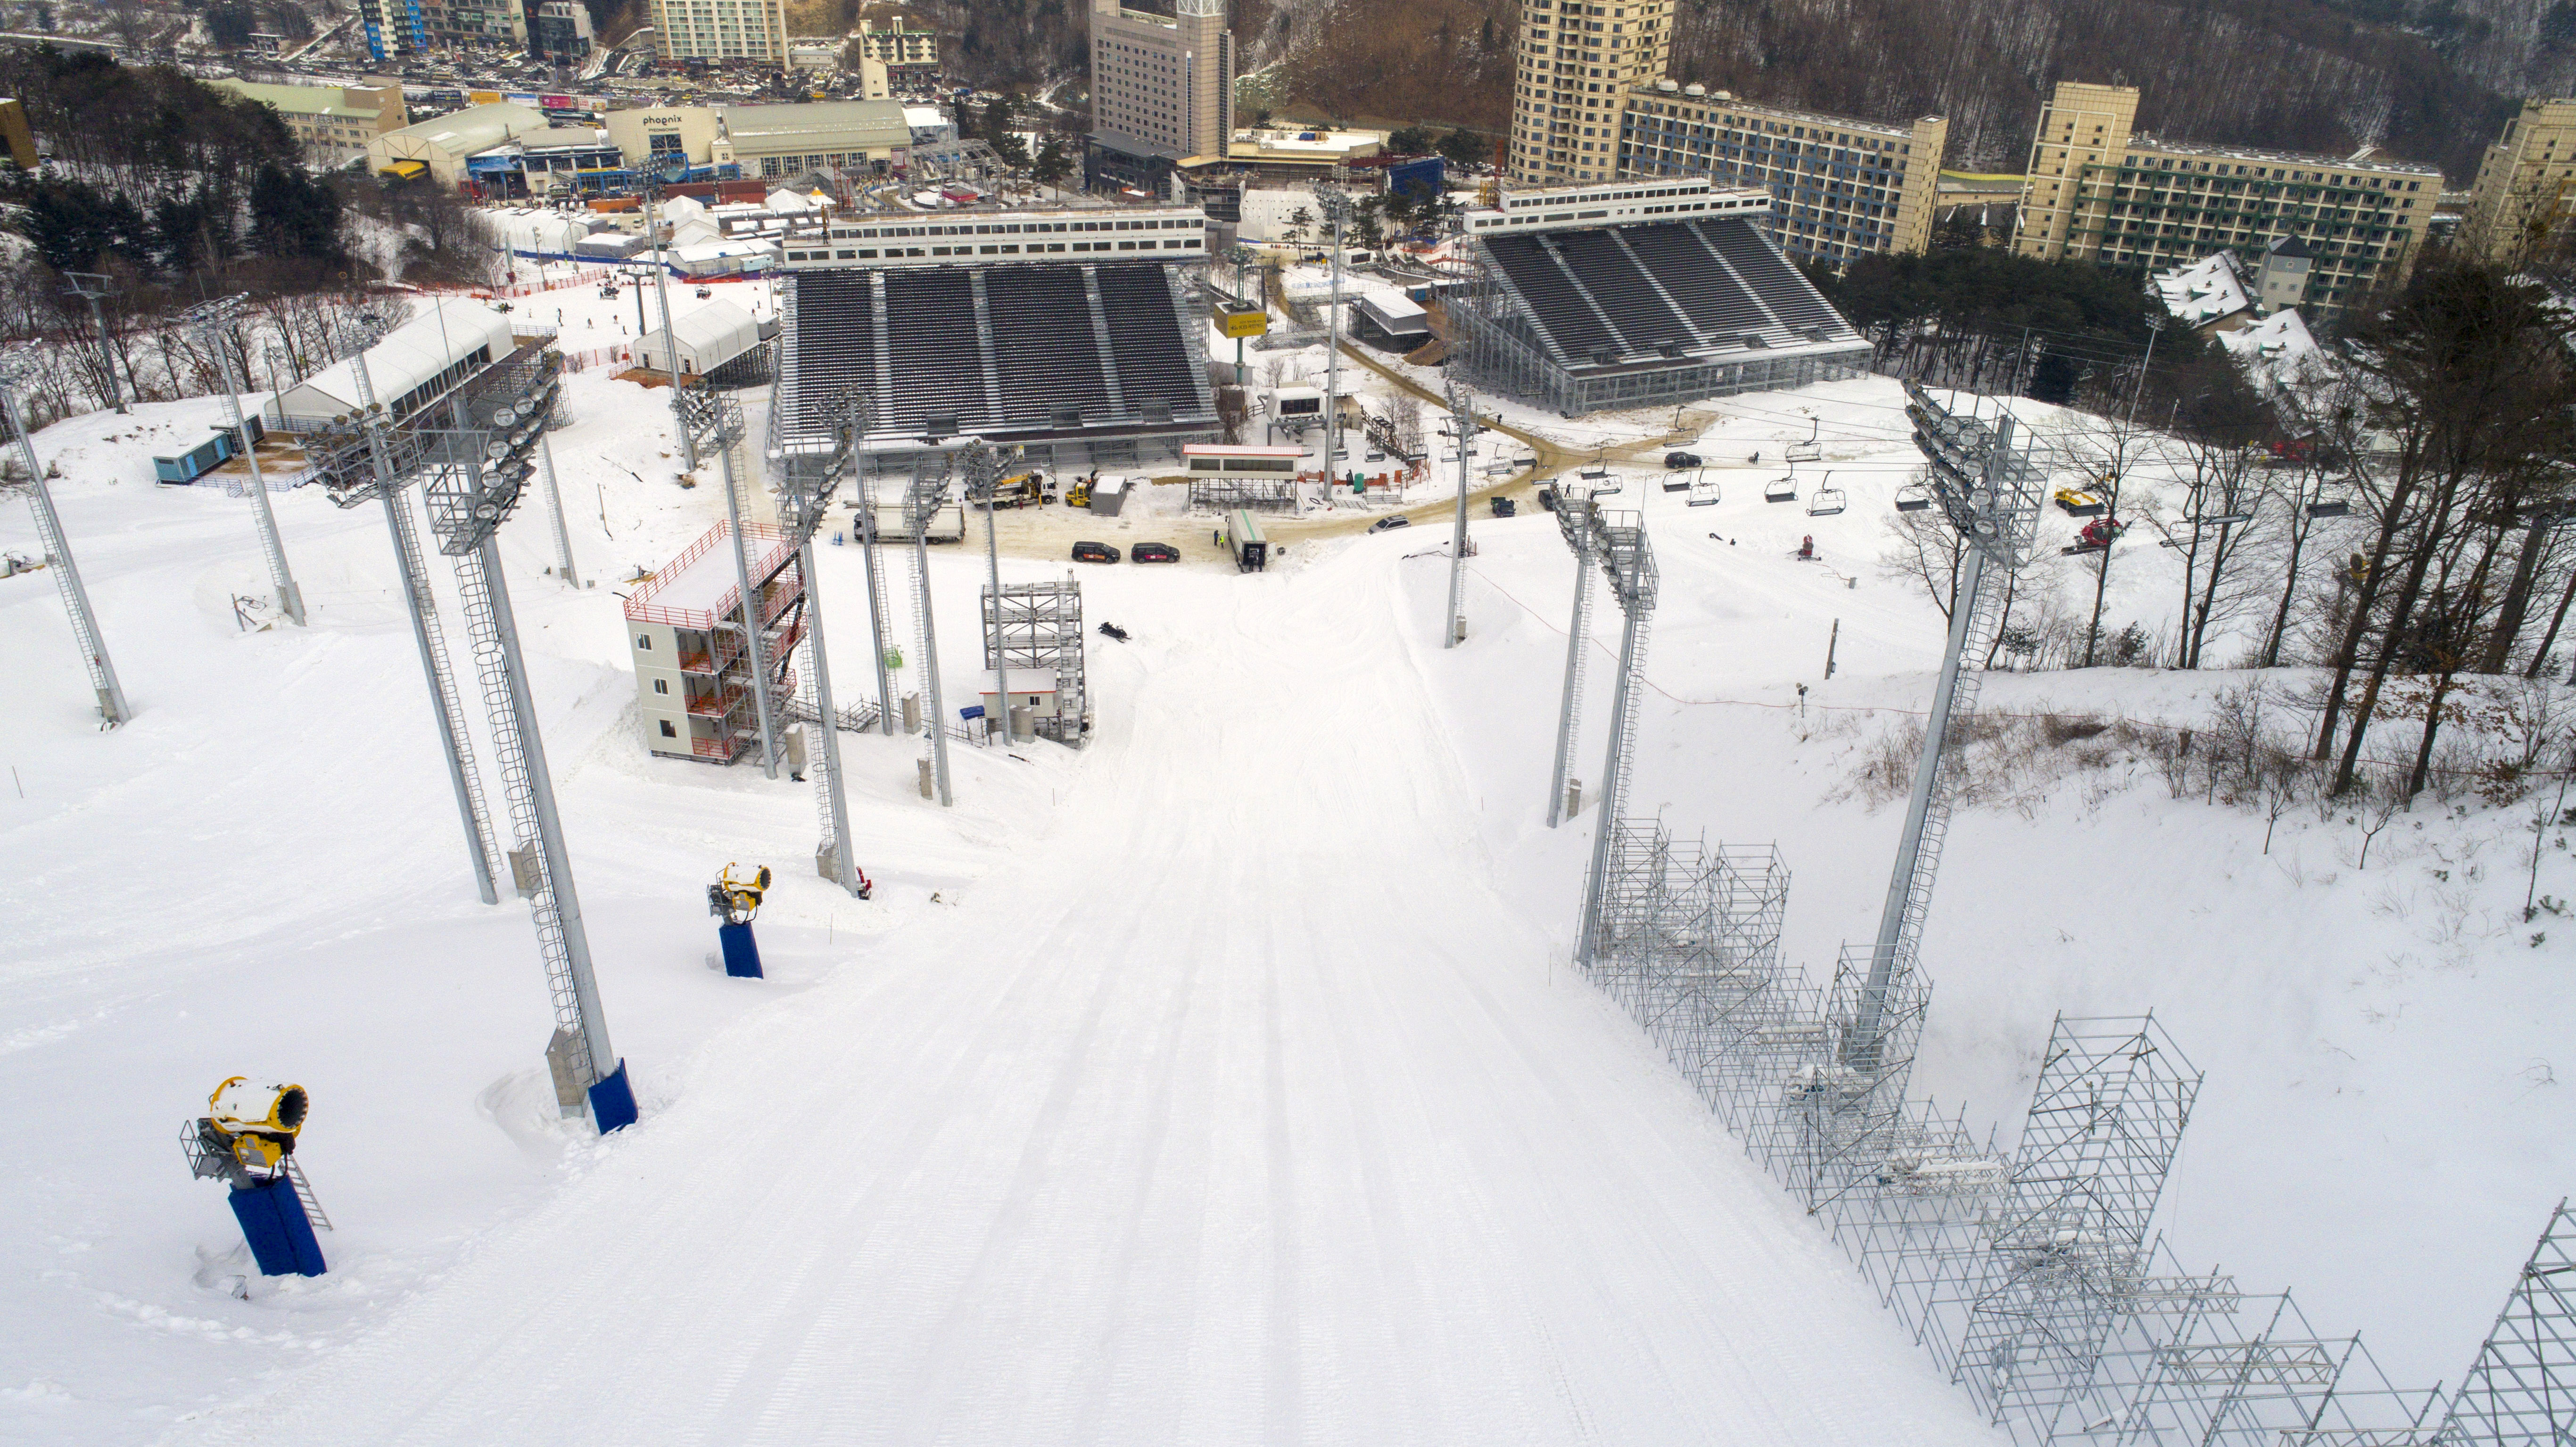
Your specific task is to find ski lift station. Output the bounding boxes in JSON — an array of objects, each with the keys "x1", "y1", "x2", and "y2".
[
  {"x1": 265, "y1": 300, "x2": 517, "y2": 433},
  {"x1": 625, "y1": 520, "x2": 807, "y2": 763},
  {"x1": 633, "y1": 299, "x2": 771, "y2": 383}
]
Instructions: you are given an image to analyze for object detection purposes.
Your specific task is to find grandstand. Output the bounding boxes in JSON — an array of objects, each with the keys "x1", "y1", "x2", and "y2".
[
  {"x1": 770, "y1": 205, "x2": 1221, "y2": 472},
  {"x1": 1452, "y1": 179, "x2": 1874, "y2": 415}
]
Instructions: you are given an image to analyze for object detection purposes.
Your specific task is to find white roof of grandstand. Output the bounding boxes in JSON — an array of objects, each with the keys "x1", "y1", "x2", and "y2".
[
  {"x1": 2153, "y1": 252, "x2": 2250, "y2": 326},
  {"x1": 272, "y1": 300, "x2": 517, "y2": 419}
]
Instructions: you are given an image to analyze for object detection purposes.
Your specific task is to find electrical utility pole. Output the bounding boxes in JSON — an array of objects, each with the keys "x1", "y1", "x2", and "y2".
[
  {"x1": 1443, "y1": 378, "x2": 1477, "y2": 648},
  {"x1": 61, "y1": 271, "x2": 125, "y2": 414},
  {"x1": 0, "y1": 353, "x2": 132, "y2": 725},
  {"x1": 182, "y1": 295, "x2": 306, "y2": 626},
  {"x1": 1847, "y1": 383, "x2": 2047, "y2": 1074}
]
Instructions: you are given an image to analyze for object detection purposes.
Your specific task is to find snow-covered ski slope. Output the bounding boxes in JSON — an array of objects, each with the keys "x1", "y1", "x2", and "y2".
[
  {"x1": 171, "y1": 538, "x2": 1999, "y2": 1445},
  {"x1": 7, "y1": 362, "x2": 2568, "y2": 1442}
]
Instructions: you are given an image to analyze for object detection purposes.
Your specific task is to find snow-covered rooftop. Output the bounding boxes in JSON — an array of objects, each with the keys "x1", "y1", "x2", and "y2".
[{"x1": 2152, "y1": 252, "x2": 2251, "y2": 327}]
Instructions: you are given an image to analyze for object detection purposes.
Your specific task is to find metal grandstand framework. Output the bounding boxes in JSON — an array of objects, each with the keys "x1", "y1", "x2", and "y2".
[
  {"x1": 1454, "y1": 215, "x2": 1873, "y2": 415},
  {"x1": 768, "y1": 260, "x2": 1222, "y2": 472},
  {"x1": 2440, "y1": 1200, "x2": 2576, "y2": 1447}
]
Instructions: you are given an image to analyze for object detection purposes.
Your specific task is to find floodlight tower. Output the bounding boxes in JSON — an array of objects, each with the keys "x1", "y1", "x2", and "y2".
[
  {"x1": 907, "y1": 463, "x2": 956, "y2": 806},
  {"x1": 60, "y1": 271, "x2": 125, "y2": 414},
  {"x1": 1574, "y1": 509, "x2": 1657, "y2": 965},
  {"x1": 640, "y1": 156, "x2": 698, "y2": 471},
  {"x1": 414, "y1": 365, "x2": 636, "y2": 1132},
  {"x1": 1313, "y1": 184, "x2": 1354, "y2": 491},
  {"x1": 1442, "y1": 378, "x2": 1478, "y2": 648},
  {"x1": 182, "y1": 295, "x2": 306, "y2": 625},
  {"x1": 846, "y1": 395, "x2": 899, "y2": 737},
  {"x1": 0, "y1": 352, "x2": 132, "y2": 725},
  {"x1": 1544, "y1": 487, "x2": 1596, "y2": 827},
  {"x1": 960, "y1": 439, "x2": 1013, "y2": 737},
  {"x1": 304, "y1": 316, "x2": 507, "y2": 905},
  {"x1": 535, "y1": 426, "x2": 580, "y2": 589},
  {"x1": 1846, "y1": 383, "x2": 2047, "y2": 1072},
  {"x1": 778, "y1": 389, "x2": 864, "y2": 898}
]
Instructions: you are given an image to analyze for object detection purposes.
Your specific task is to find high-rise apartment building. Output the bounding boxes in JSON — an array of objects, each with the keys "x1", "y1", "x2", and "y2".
[
  {"x1": 649, "y1": 0, "x2": 789, "y2": 65},
  {"x1": 355, "y1": 0, "x2": 426, "y2": 60},
  {"x1": 1618, "y1": 82, "x2": 1944, "y2": 264},
  {"x1": 1502, "y1": 1, "x2": 1941, "y2": 264},
  {"x1": 1505, "y1": 0, "x2": 1670, "y2": 185},
  {"x1": 419, "y1": 0, "x2": 528, "y2": 48},
  {"x1": 2013, "y1": 81, "x2": 2439, "y2": 317},
  {"x1": 855, "y1": 17, "x2": 941, "y2": 78},
  {"x1": 1085, "y1": 0, "x2": 1230, "y2": 190},
  {"x1": 2462, "y1": 98, "x2": 2576, "y2": 263}
]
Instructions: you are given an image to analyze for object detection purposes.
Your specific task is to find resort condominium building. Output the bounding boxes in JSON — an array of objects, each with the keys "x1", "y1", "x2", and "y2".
[
  {"x1": 650, "y1": 0, "x2": 788, "y2": 64},
  {"x1": 1506, "y1": 0, "x2": 1670, "y2": 185},
  {"x1": 2014, "y1": 81, "x2": 2439, "y2": 317},
  {"x1": 2462, "y1": 97, "x2": 2576, "y2": 264}
]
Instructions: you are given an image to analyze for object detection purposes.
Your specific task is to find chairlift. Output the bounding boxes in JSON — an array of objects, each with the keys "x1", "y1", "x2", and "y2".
[
  {"x1": 1895, "y1": 482, "x2": 1932, "y2": 512},
  {"x1": 1763, "y1": 472, "x2": 1799, "y2": 504},
  {"x1": 1806, "y1": 472, "x2": 1846, "y2": 517},
  {"x1": 1687, "y1": 472, "x2": 1722, "y2": 507},
  {"x1": 2307, "y1": 495, "x2": 2352, "y2": 518},
  {"x1": 1785, "y1": 417, "x2": 1822, "y2": 464},
  {"x1": 1661, "y1": 469, "x2": 1693, "y2": 493}
]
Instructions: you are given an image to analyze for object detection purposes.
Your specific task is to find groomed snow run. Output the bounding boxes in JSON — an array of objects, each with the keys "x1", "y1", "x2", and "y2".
[{"x1": 172, "y1": 544, "x2": 1998, "y2": 1446}]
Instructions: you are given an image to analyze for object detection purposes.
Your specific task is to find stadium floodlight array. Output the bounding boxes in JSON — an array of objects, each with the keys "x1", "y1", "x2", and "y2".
[
  {"x1": 301, "y1": 314, "x2": 507, "y2": 906},
  {"x1": 405, "y1": 351, "x2": 636, "y2": 1131},
  {"x1": 0, "y1": 349, "x2": 132, "y2": 725},
  {"x1": 906, "y1": 462, "x2": 956, "y2": 807},
  {"x1": 1571, "y1": 503, "x2": 1659, "y2": 966},
  {"x1": 179, "y1": 294, "x2": 306, "y2": 625}
]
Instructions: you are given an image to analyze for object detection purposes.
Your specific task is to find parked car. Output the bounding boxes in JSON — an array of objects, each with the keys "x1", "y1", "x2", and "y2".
[
  {"x1": 1369, "y1": 515, "x2": 1412, "y2": 533},
  {"x1": 1131, "y1": 541, "x2": 1179, "y2": 564},
  {"x1": 1490, "y1": 496, "x2": 1518, "y2": 518},
  {"x1": 1665, "y1": 451, "x2": 1702, "y2": 469},
  {"x1": 1071, "y1": 540, "x2": 1121, "y2": 563}
]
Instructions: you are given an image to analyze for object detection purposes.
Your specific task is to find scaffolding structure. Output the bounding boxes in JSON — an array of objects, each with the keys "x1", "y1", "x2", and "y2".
[
  {"x1": 982, "y1": 576, "x2": 1088, "y2": 745},
  {"x1": 2439, "y1": 1200, "x2": 2576, "y2": 1447}
]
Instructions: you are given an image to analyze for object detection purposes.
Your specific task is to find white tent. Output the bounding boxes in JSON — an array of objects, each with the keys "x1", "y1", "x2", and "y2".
[
  {"x1": 635, "y1": 299, "x2": 763, "y2": 376},
  {"x1": 764, "y1": 188, "x2": 817, "y2": 213},
  {"x1": 270, "y1": 300, "x2": 518, "y2": 427},
  {"x1": 669, "y1": 239, "x2": 777, "y2": 279},
  {"x1": 491, "y1": 207, "x2": 590, "y2": 255}
]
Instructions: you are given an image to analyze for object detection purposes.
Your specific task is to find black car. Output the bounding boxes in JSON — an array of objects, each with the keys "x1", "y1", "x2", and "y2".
[
  {"x1": 1368, "y1": 515, "x2": 1412, "y2": 533},
  {"x1": 1536, "y1": 485, "x2": 1559, "y2": 512},
  {"x1": 1071, "y1": 540, "x2": 1121, "y2": 564},
  {"x1": 1490, "y1": 496, "x2": 1518, "y2": 518},
  {"x1": 1666, "y1": 451, "x2": 1702, "y2": 469},
  {"x1": 1131, "y1": 541, "x2": 1179, "y2": 564}
]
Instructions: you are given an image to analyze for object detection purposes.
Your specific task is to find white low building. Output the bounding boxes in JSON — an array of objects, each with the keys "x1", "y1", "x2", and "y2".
[
  {"x1": 268, "y1": 300, "x2": 518, "y2": 428},
  {"x1": 635, "y1": 299, "x2": 765, "y2": 378}
]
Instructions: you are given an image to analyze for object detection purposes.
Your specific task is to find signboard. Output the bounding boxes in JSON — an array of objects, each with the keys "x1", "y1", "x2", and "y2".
[
  {"x1": 540, "y1": 93, "x2": 572, "y2": 109},
  {"x1": 1218, "y1": 302, "x2": 1269, "y2": 339},
  {"x1": 467, "y1": 89, "x2": 502, "y2": 106},
  {"x1": 959, "y1": 705, "x2": 986, "y2": 720}
]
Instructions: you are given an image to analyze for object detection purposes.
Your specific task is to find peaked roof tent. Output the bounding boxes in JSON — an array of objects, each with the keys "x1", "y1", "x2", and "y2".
[
  {"x1": 636, "y1": 299, "x2": 764, "y2": 376},
  {"x1": 269, "y1": 299, "x2": 517, "y2": 425}
]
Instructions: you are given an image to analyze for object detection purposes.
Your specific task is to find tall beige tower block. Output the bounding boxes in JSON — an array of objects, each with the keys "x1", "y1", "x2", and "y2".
[
  {"x1": 1090, "y1": 0, "x2": 1232, "y2": 161},
  {"x1": 1505, "y1": 0, "x2": 1673, "y2": 185},
  {"x1": 2464, "y1": 98, "x2": 2576, "y2": 263}
]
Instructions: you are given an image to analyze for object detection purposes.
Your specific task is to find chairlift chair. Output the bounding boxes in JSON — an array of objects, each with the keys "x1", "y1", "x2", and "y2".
[
  {"x1": 1763, "y1": 473, "x2": 1799, "y2": 504},
  {"x1": 1806, "y1": 473, "x2": 1847, "y2": 517},
  {"x1": 1687, "y1": 472, "x2": 1722, "y2": 507},
  {"x1": 1785, "y1": 417, "x2": 1822, "y2": 464},
  {"x1": 1661, "y1": 469, "x2": 1693, "y2": 493},
  {"x1": 2307, "y1": 495, "x2": 2352, "y2": 518},
  {"x1": 1895, "y1": 482, "x2": 1932, "y2": 512}
]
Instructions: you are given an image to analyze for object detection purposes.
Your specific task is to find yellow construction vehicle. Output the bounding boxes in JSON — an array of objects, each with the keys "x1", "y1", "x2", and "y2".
[{"x1": 1067, "y1": 476, "x2": 1094, "y2": 509}]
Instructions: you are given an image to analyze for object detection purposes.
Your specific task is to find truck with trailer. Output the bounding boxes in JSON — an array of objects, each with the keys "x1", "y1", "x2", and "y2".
[
  {"x1": 1223, "y1": 508, "x2": 1269, "y2": 573},
  {"x1": 868, "y1": 500, "x2": 967, "y2": 543}
]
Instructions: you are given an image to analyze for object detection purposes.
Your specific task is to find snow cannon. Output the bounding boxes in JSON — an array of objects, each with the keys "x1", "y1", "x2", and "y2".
[
  {"x1": 708, "y1": 863, "x2": 771, "y2": 978},
  {"x1": 182, "y1": 1078, "x2": 330, "y2": 1278}
]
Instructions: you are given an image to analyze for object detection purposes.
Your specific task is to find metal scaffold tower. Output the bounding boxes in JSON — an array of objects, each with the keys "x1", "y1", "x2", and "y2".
[
  {"x1": 982, "y1": 575, "x2": 1087, "y2": 745},
  {"x1": 694, "y1": 381, "x2": 784, "y2": 779},
  {"x1": 181, "y1": 295, "x2": 306, "y2": 626},
  {"x1": 410, "y1": 346, "x2": 636, "y2": 1131},
  {"x1": 302, "y1": 321, "x2": 507, "y2": 906},
  {"x1": 2439, "y1": 1199, "x2": 2576, "y2": 1447},
  {"x1": 1573, "y1": 504, "x2": 1657, "y2": 966},
  {"x1": 0, "y1": 353, "x2": 132, "y2": 726},
  {"x1": 1545, "y1": 482, "x2": 1597, "y2": 827},
  {"x1": 1315, "y1": 184, "x2": 1354, "y2": 489},
  {"x1": 907, "y1": 463, "x2": 955, "y2": 806}
]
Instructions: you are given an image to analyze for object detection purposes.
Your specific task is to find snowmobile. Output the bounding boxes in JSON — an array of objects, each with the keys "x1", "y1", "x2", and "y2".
[{"x1": 1098, "y1": 622, "x2": 1130, "y2": 642}]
